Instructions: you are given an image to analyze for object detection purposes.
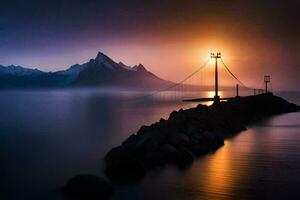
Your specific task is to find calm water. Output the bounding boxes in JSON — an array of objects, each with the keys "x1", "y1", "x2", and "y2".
[{"x1": 0, "y1": 90, "x2": 299, "y2": 200}]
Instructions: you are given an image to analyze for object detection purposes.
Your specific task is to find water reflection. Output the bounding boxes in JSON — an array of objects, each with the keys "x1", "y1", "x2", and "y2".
[
  {"x1": 204, "y1": 141, "x2": 236, "y2": 200},
  {"x1": 153, "y1": 90, "x2": 226, "y2": 101},
  {"x1": 177, "y1": 131, "x2": 255, "y2": 200}
]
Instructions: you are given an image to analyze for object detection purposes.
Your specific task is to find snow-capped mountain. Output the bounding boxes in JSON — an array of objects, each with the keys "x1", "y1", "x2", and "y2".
[
  {"x1": 0, "y1": 51, "x2": 172, "y2": 89},
  {"x1": 0, "y1": 65, "x2": 44, "y2": 76},
  {"x1": 72, "y1": 52, "x2": 171, "y2": 88}
]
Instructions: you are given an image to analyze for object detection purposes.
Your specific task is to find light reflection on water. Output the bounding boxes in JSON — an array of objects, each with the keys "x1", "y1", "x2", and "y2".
[
  {"x1": 0, "y1": 90, "x2": 299, "y2": 200},
  {"x1": 151, "y1": 90, "x2": 227, "y2": 102},
  {"x1": 120, "y1": 111, "x2": 300, "y2": 200}
]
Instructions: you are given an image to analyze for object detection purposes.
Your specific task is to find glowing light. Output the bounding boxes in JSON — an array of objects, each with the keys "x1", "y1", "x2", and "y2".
[
  {"x1": 208, "y1": 58, "x2": 214, "y2": 64},
  {"x1": 205, "y1": 91, "x2": 223, "y2": 98}
]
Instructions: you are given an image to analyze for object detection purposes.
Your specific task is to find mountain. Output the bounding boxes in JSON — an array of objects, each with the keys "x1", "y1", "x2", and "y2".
[
  {"x1": 0, "y1": 65, "x2": 43, "y2": 76},
  {"x1": 0, "y1": 52, "x2": 172, "y2": 89},
  {"x1": 72, "y1": 52, "x2": 171, "y2": 89},
  {"x1": 0, "y1": 64, "x2": 78, "y2": 88}
]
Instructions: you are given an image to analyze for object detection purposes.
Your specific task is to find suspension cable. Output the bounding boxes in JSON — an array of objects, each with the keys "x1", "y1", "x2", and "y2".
[
  {"x1": 269, "y1": 81, "x2": 273, "y2": 92},
  {"x1": 128, "y1": 59, "x2": 211, "y2": 101},
  {"x1": 220, "y1": 58, "x2": 253, "y2": 90}
]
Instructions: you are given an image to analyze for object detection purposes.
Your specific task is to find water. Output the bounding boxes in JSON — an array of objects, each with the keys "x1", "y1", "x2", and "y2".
[{"x1": 0, "y1": 90, "x2": 299, "y2": 200}]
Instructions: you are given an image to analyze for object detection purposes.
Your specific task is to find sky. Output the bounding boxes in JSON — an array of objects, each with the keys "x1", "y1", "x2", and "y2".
[{"x1": 1, "y1": 0, "x2": 300, "y2": 90}]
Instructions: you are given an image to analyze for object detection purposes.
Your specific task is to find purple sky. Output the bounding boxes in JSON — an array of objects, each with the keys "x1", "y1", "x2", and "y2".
[{"x1": 1, "y1": 0, "x2": 300, "y2": 90}]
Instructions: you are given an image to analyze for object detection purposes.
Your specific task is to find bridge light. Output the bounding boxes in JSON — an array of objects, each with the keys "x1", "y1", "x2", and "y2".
[
  {"x1": 210, "y1": 52, "x2": 222, "y2": 103},
  {"x1": 210, "y1": 52, "x2": 221, "y2": 59}
]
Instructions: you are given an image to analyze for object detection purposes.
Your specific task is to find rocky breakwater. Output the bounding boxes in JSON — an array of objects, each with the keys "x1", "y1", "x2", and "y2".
[{"x1": 105, "y1": 93, "x2": 299, "y2": 181}]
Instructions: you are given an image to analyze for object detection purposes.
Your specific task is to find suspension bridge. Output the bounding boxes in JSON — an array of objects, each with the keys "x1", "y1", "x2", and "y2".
[{"x1": 134, "y1": 52, "x2": 272, "y2": 104}]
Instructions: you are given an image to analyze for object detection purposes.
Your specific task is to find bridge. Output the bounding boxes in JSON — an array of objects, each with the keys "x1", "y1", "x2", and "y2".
[{"x1": 134, "y1": 52, "x2": 272, "y2": 104}]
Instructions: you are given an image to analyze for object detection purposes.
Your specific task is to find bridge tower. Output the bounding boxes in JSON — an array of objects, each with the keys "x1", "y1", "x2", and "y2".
[
  {"x1": 264, "y1": 75, "x2": 271, "y2": 93},
  {"x1": 211, "y1": 52, "x2": 221, "y2": 103}
]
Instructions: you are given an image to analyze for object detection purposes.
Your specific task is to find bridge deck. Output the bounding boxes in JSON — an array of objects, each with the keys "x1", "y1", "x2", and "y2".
[{"x1": 183, "y1": 96, "x2": 238, "y2": 102}]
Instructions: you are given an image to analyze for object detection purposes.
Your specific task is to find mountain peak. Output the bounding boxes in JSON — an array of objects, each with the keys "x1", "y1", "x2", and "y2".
[
  {"x1": 132, "y1": 64, "x2": 147, "y2": 72},
  {"x1": 95, "y1": 52, "x2": 111, "y2": 62},
  {"x1": 90, "y1": 51, "x2": 122, "y2": 71},
  {"x1": 138, "y1": 64, "x2": 145, "y2": 69}
]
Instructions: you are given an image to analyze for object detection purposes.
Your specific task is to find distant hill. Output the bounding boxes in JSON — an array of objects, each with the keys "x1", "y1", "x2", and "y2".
[
  {"x1": 0, "y1": 52, "x2": 172, "y2": 89},
  {"x1": 0, "y1": 65, "x2": 43, "y2": 76}
]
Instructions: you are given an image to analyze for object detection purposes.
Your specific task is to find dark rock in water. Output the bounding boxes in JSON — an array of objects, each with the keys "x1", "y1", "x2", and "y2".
[
  {"x1": 104, "y1": 147, "x2": 146, "y2": 181},
  {"x1": 63, "y1": 174, "x2": 113, "y2": 200},
  {"x1": 104, "y1": 93, "x2": 299, "y2": 181}
]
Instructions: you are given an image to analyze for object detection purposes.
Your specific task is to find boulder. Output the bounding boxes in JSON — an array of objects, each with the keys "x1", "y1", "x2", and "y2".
[
  {"x1": 160, "y1": 143, "x2": 177, "y2": 154},
  {"x1": 63, "y1": 174, "x2": 113, "y2": 200},
  {"x1": 143, "y1": 151, "x2": 167, "y2": 167},
  {"x1": 172, "y1": 148, "x2": 194, "y2": 168},
  {"x1": 168, "y1": 132, "x2": 190, "y2": 147},
  {"x1": 168, "y1": 110, "x2": 187, "y2": 125},
  {"x1": 135, "y1": 136, "x2": 160, "y2": 153},
  {"x1": 104, "y1": 147, "x2": 146, "y2": 180}
]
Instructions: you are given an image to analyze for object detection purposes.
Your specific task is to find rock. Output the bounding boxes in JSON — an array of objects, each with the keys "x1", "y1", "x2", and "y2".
[
  {"x1": 143, "y1": 151, "x2": 166, "y2": 167},
  {"x1": 63, "y1": 174, "x2": 113, "y2": 200},
  {"x1": 136, "y1": 125, "x2": 151, "y2": 135},
  {"x1": 172, "y1": 148, "x2": 194, "y2": 168},
  {"x1": 159, "y1": 118, "x2": 166, "y2": 123},
  {"x1": 158, "y1": 120, "x2": 178, "y2": 135},
  {"x1": 135, "y1": 136, "x2": 160, "y2": 153},
  {"x1": 168, "y1": 110, "x2": 187, "y2": 125},
  {"x1": 122, "y1": 134, "x2": 139, "y2": 148},
  {"x1": 186, "y1": 121, "x2": 203, "y2": 135},
  {"x1": 168, "y1": 133, "x2": 190, "y2": 147},
  {"x1": 196, "y1": 104, "x2": 208, "y2": 110},
  {"x1": 160, "y1": 143, "x2": 177, "y2": 154},
  {"x1": 105, "y1": 147, "x2": 146, "y2": 181}
]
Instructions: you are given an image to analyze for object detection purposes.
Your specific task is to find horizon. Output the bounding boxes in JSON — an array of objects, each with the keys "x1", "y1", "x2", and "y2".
[{"x1": 1, "y1": 0, "x2": 300, "y2": 90}]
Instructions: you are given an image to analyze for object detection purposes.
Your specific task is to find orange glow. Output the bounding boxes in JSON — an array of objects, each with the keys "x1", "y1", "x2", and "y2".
[
  {"x1": 185, "y1": 134, "x2": 255, "y2": 200},
  {"x1": 204, "y1": 141, "x2": 233, "y2": 198},
  {"x1": 64, "y1": 28, "x2": 293, "y2": 90},
  {"x1": 205, "y1": 91, "x2": 223, "y2": 98}
]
